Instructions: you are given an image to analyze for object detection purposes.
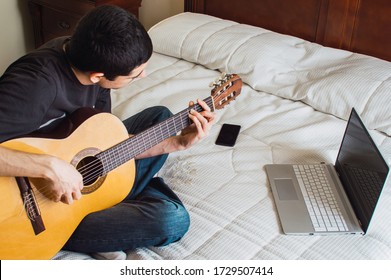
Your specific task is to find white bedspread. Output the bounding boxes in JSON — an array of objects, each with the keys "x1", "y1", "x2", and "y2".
[{"x1": 56, "y1": 13, "x2": 391, "y2": 260}]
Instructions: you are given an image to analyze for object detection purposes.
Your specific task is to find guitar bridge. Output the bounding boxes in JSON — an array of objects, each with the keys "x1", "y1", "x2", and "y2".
[{"x1": 16, "y1": 177, "x2": 46, "y2": 235}]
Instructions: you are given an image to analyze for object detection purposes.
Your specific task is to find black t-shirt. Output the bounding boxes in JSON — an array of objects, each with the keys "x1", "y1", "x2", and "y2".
[{"x1": 0, "y1": 37, "x2": 111, "y2": 143}]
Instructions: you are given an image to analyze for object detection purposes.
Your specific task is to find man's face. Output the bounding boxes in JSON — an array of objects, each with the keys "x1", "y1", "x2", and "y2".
[{"x1": 98, "y1": 62, "x2": 147, "y2": 89}]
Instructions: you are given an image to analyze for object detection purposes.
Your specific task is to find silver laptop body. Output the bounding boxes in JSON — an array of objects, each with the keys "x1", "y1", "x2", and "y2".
[{"x1": 265, "y1": 108, "x2": 389, "y2": 235}]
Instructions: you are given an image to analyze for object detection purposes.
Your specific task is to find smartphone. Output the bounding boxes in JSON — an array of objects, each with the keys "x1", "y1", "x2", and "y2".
[{"x1": 215, "y1": 123, "x2": 241, "y2": 147}]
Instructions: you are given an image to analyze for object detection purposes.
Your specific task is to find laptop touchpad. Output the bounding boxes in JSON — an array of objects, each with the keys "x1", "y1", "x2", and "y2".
[{"x1": 275, "y1": 179, "x2": 299, "y2": 200}]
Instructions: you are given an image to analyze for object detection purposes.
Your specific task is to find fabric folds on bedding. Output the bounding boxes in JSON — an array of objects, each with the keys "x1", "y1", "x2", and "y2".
[{"x1": 149, "y1": 13, "x2": 391, "y2": 136}]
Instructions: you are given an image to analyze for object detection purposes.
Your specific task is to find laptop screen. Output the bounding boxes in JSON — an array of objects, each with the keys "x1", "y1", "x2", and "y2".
[{"x1": 335, "y1": 108, "x2": 389, "y2": 233}]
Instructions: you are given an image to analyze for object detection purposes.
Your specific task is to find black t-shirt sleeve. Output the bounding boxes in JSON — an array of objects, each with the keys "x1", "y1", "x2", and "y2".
[{"x1": 0, "y1": 65, "x2": 56, "y2": 142}]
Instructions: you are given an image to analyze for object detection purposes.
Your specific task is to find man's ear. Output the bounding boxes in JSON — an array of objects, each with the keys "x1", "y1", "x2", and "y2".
[{"x1": 89, "y1": 72, "x2": 105, "y2": 84}]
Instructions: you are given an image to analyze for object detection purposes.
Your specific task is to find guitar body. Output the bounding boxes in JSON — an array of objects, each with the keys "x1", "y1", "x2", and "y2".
[{"x1": 0, "y1": 111, "x2": 135, "y2": 259}]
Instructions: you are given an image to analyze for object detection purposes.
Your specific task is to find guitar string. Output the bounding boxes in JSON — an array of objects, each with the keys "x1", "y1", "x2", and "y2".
[{"x1": 21, "y1": 180, "x2": 60, "y2": 209}]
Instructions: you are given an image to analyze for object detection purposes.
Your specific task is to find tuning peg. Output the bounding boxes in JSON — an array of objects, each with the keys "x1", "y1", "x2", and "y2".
[
  {"x1": 210, "y1": 77, "x2": 222, "y2": 87},
  {"x1": 210, "y1": 72, "x2": 232, "y2": 87}
]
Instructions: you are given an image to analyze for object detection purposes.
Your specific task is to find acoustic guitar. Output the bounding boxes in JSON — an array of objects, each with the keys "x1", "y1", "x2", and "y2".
[{"x1": 0, "y1": 73, "x2": 242, "y2": 259}]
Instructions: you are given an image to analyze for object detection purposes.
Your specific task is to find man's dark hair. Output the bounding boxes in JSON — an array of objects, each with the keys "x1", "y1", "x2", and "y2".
[{"x1": 66, "y1": 5, "x2": 153, "y2": 80}]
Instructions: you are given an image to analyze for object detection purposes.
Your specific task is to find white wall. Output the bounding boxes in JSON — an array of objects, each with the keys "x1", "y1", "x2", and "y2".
[
  {"x1": 0, "y1": 0, "x2": 184, "y2": 75},
  {"x1": 140, "y1": 0, "x2": 183, "y2": 30},
  {"x1": 0, "y1": 0, "x2": 34, "y2": 75}
]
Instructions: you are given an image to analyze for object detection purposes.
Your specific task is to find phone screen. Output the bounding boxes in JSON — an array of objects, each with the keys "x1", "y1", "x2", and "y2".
[{"x1": 215, "y1": 123, "x2": 241, "y2": 147}]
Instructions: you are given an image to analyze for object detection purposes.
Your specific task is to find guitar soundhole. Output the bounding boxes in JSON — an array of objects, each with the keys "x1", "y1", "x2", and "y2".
[{"x1": 76, "y1": 156, "x2": 104, "y2": 186}]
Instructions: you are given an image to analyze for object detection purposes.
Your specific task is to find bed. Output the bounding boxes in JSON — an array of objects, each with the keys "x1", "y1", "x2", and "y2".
[{"x1": 55, "y1": 0, "x2": 391, "y2": 260}]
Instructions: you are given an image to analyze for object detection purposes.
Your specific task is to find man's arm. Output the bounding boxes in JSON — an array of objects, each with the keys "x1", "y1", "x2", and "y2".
[{"x1": 0, "y1": 146, "x2": 83, "y2": 204}]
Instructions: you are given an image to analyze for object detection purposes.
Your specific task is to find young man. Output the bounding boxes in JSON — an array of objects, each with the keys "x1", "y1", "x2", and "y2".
[{"x1": 0, "y1": 5, "x2": 215, "y2": 259}]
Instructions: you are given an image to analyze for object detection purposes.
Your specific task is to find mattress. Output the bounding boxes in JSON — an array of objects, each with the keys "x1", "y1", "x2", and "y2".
[{"x1": 55, "y1": 13, "x2": 391, "y2": 260}]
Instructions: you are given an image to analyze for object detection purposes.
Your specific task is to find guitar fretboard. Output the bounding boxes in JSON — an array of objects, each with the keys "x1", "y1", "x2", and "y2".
[{"x1": 96, "y1": 96, "x2": 214, "y2": 175}]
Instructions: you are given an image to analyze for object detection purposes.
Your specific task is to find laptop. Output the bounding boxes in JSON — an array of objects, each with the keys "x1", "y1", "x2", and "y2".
[{"x1": 265, "y1": 108, "x2": 389, "y2": 235}]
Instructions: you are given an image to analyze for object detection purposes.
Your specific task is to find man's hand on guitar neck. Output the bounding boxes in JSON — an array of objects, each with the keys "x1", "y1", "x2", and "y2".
[
  {"x1": 176, "y1": 98, "x2": 216, "y2": 150},
  {"x1": 134, "y1": 99, "x2": 215, "y2": 159}
]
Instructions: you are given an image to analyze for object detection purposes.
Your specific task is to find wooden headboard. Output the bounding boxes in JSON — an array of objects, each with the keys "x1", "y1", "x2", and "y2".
[{"x1": 184, "y1": 0, "x2": 391, "y2": 62}]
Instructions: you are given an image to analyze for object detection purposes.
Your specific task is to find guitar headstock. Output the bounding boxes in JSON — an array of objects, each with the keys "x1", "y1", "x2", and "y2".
[{"x1": 210, "y1": 73, "x2": 242, "y2": 110}]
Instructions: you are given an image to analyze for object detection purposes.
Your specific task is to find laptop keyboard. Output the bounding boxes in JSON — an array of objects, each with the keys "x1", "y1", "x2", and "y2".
[{"x1": 293, "y1": 165, "x2": 349, "y2": 232}]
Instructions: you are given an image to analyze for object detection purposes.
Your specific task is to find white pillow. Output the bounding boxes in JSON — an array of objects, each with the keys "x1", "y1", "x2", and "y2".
[{"x1": 149, "y1": 13, "x2": 391, "y2": 135}]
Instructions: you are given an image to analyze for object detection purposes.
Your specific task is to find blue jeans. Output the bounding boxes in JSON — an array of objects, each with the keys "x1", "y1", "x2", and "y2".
[{"x1": 63, "y1": 106, "x2": 190, "y2": 252}]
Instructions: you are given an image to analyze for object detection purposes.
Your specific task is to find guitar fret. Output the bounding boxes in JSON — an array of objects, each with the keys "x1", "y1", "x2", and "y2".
[
  {"x1": 164, "y1": 119, "x2": 170, "y2": 139},
  {"x1": 173, "y1": 115, "x2": 178, "y2": 133}
]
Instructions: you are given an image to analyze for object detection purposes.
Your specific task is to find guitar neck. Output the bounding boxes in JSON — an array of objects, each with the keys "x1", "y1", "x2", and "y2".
[{"x1": 96, "y1": 96, "x2": 213, "y2": 175}]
